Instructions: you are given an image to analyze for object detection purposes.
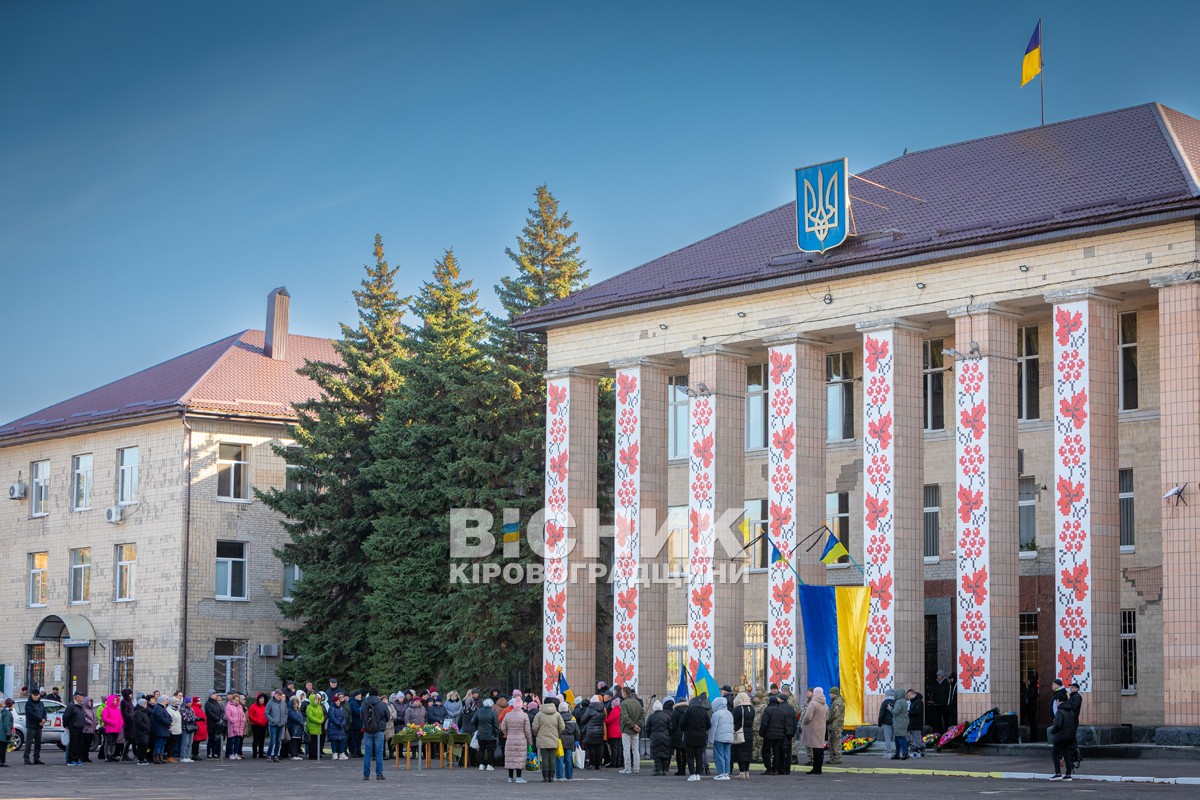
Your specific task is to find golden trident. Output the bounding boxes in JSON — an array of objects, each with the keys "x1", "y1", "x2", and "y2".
[{"x1": 803, "y1": 168, "x2": 840, "y2": 243}]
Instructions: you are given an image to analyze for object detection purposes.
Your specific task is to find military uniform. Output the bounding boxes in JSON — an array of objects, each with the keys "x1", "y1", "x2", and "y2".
[{"x1": 826, "y1": 690, "x2": 846, "y2": 764}]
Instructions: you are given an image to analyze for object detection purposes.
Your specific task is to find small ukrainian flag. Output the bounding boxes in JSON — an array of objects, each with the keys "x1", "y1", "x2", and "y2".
[
  {"x1": 503, "y1": 521, "x2": 520, "y2": 545},
  {"x1": 820, "y1": 529, "x2": 850, "y2": 565},
  {"x1": 1021, "y1": 20, "x2": 1042, "y2": 87}
]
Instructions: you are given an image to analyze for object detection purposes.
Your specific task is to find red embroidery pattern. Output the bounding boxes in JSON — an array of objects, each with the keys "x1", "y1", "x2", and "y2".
[
  {"x1": 688, "y1": 393, "x2": 717, "y2": 671},
  {"x1": 956, "y1": 355, "x2": 991, "y2": 693},
  {"x1": 543, "y1": 378, "x2": 571, "y2": 693},
  {"x1": 863, "y1": 331, "x2": 895, "y2": 695},
  {"x1": 612, "y1": 368, "x2": 643, "y2": 691},
  {"x1": 1053, "y1": 301, "x2": 1093, "y2": 690},
  {"x1": 766, "y1": 344, "x2": 799, "y2": 687}
]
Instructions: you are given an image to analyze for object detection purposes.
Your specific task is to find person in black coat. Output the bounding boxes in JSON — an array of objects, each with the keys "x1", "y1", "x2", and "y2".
[
  {"x1": 759, "y1": 695, "x2": 795, "y2": 774},
  {"x1": 578, "y1": 698, "x2": 606, "y2": 770},
  {"x1": 906, "y1": 690, "x2": 926, "y2": 756},
  {"x1": 63, "y1": 693, "x2": 88, "y2": 765},
  {"x1": 1048, "y1": 692, "x2": 1079, "y2": 780},
  {"x1": 731, "y1": 692, "x2": 755, "y2": 778},
  {"x1": 132, "y1": 699, "x2": 152, "y2": 764},
  {"x1": 645, "y1": 700, "x2": 673, "y2": 775},
  {"x1": 680, "y1": 694, "x2": 711, "y2": 779},
  {"x1": 669, "y1": 698, "x2": 689, "y2": 776},
  {"x1": 204, "y1": 692, "x2": 226, "y2": 760}
]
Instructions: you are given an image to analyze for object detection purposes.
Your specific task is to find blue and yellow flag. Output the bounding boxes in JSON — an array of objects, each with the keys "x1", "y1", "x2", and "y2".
[
  {"x1": 557, "y1": 670, "x2": 575, "y2": 706},
  {"x1": 674, "y1": 666, "x2": 689, "y2": 702},
  {"x1": 693, "y1": 661, "x2": 720, "y2": 701},
  {"x1": 502, "y1": 521, "x2": 520, "y2": 544},
  {"x1": 798, "y1": 585, "x2": 870, "y2": 726},
  {"x1": 1021, "y1": 21, "x2": 1042, "y2": 86},
  {"x1": 820, "y1": 530, "x2": 849, "y2": 565}
]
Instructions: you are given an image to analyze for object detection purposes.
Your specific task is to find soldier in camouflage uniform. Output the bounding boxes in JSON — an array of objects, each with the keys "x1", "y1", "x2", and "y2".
[
  {"x1": 751, "y1": 690, "x2": 770, "y2": 763},
  {"x1": 827, "y1": 686, "x2": 846, "y2": 764}
]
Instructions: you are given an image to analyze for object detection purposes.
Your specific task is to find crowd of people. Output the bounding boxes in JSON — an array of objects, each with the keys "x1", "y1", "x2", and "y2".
[{"x1": 5, "y1": 672, "x2": 1083, "y2": 782}]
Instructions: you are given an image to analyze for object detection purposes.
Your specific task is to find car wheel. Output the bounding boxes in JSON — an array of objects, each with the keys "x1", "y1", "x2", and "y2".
[{"x1": 11, "y1": 730, "x2": 23, "y2": 752}]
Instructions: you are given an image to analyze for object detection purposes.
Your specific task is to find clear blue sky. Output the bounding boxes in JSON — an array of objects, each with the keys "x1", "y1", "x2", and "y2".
[{"x1": 2, "y1": 0, "x2": 1197, "y2": 423}]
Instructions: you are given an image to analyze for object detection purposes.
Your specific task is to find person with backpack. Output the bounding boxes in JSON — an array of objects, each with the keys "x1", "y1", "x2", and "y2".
[
  {"x1": 532, "y1": 695, "x2": 565, "y2": 782},
  {"x1": 360, "y1": 689, "x2": 387, "y2": 780},
  {"x1": 556, "y1": 701, "x2": 579, "y2": 781}
]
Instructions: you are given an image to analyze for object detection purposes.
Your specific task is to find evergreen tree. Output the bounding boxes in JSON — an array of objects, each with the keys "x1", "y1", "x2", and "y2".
[
  {"x1": 259, "y1": 234, "x2": 409, "y2": 688},
  {"x1": 444, "y1": 185, "x2": 598, "y2": 686},
  {"x1": 365, "y1": 249, "x2": 500, "y2": 688}
]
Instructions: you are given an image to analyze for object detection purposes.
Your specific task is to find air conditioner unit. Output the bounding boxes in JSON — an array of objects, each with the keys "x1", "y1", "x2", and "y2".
[
  {"x1": 105, "y1": 506, "x2": 125, "y2": 524},
  {"x1": 8, "y1": 482, "x2": 26, "y2": 500},
  {"x1": 258, "y1": 643, "x2": 280, "y2": 658}
]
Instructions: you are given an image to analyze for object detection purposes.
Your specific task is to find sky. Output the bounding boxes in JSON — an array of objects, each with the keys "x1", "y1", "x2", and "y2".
[{"x1": 2, "y1": 0, "x2": 1198, "y2": 423}]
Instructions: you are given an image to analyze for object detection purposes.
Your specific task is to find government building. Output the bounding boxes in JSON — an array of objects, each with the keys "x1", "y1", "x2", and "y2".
[
  {"x1": 0, "y1": 288, "x2": 330, "y2": 698},
  {"x1": 517, "y1": 103, "x2": 1200, "y2": 739}
]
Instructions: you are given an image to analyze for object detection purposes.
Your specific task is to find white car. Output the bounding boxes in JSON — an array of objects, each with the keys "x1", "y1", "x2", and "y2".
[{"x1": 11, "y1": 699, "x2": 67, "y2": 752}]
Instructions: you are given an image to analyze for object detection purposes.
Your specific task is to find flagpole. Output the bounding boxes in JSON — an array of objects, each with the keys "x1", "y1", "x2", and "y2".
[{"x1": 1039, "y1": 18, "x2": 1045, "y2": 126}]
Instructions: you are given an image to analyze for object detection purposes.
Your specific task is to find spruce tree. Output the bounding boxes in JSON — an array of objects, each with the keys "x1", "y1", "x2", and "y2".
[
  {"x1": 445, "y1": 185, "x2": 600, "y2": 686},
  {"x1": 259, "y1": 234, "x2": 408, "y2": 688},
  {"x1": 365, "y1": 249, "x2": 500, "y2": 688}
]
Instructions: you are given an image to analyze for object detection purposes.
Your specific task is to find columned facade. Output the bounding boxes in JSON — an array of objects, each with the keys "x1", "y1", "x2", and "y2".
[
  {"x1": 1046, "y1": 289, "x2": 1121, "y2": 724},
  {"x1": 609, "y1": 357, "x2": 671, "y2": 695},
  {"x1": 542, "y1": 370, "x2": 600, "y2": 695},
  {"x1": 682, "y1": 345, "x2": 747, "y2": 686},
  {"x1": 947, "y1": 303, "x2": 1021, "y2": 719},
  {"x1": 856, "y1": 319, "x2": 926, "y2": 702},
  {"x1": 1152, "y1": 274, "x2": 1200, "y2": 726},
  {"x1": 763, "y1": 334, "x2": 828, "y2": 691}
]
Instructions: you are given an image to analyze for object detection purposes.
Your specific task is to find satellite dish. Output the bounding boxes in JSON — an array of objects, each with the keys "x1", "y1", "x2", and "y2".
[{"x1": 1164, "y1": 483, "x2": 1188, "y2": 506}]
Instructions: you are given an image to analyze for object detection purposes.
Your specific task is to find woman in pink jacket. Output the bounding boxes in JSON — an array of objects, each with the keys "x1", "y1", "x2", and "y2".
[
  {"x1": 101, "y1": 696, "x2": 124, "y2": 762},
  {"x1": 224, "y1": 694, "x2": 247, "y2": 760}
]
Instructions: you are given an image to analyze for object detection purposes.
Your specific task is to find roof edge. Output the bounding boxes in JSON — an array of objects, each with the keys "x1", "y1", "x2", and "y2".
[
  {"x1": 178, "y1": 329, "x2": 251, "y2": 406},
  {"x1": 1155, "y1": 103, "x2": 1200, "y2": 197},
  {"x1": 518, "y1": 204, "x2": 1200, "y2": 332}
]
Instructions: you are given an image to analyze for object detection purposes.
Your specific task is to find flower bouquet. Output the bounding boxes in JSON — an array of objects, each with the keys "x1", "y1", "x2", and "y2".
[
  {"x1": 937, "y1": 723, "x2": 967, "y2": 750},
  {"x1": 923, "y1": 733, "x2": 940, "y2": 749},
  {"x1": 825, "y1": 733, "x2": 874, "y2": 753}
]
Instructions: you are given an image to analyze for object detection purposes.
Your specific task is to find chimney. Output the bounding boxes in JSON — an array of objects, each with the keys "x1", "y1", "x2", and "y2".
[{"x1": 264, "y1": 286, "x2": 290, "y2": 361}]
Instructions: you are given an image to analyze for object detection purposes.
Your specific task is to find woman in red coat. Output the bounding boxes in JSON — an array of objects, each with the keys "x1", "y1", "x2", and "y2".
[
  {"x1": 248, "y1": 693, "x2": 269, "y2": 759},
  {"x1": 605, "y1": 698, "x2": 623, "y2": 768},
  {"x1": 190, "y1": 697, "x2": 208, "y2": 761}
]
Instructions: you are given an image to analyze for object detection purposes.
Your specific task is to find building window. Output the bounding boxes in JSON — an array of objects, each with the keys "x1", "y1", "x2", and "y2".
[
  {"x1": 214, "y1": 639, "x2": 248, "y2": 694},
  {"x1": 30, "y1": 459, "x2": 50, "y2": 517},
  {"x1": 112, "y1": 640, "x2": 134, "y2": 693},
  {"x1": 215, "y1": 541, "x2": 247, "y2": 600},
  {"x1": 115, "y1": 543, "x2": 137, "y2": 601},
  {"x1": 826, "y1": 491, "x2": 850, "y2": 565},
  {"x1": 922, "y1": 340, "x2": 945, "y2": 431},
  {"x1": 746, "y1": 363, "x2": 768, "y2": 450},
  {"x1": 28, "y1": 552, "x2": 48, "y2": 607},
  {"x1": 70, "y1": 547, "x2": 91, "y2": 603},
  {"x1": 665, "y1": 505, "x2": 687, "y2": 575},
  {"x1": 117, "y1": 447, "x2": 139, "y2": 505},
  {"x1": 923, "y1": 484, "x2": 941, "y2": 560},
  {"x1": 27, "y1": 644, "x2": 46, "y2": 692},
  {"x1": 1017, "y1": 326, "x2": 1040, "y2": 421},
  {"x1": 1019, "y1": 477, "x2": 1037, "y2": 551},
  {"x1": 217, "y1": 443, "x2": 250, "y2": 500},
  {"x1": 743, "y1": 621, "x2": 767, "y2": 691},
  {"x1": 72, "y1": 454, "x2": 93, "y2": 511},
  {"x1": 285, "y1": 447, "x2": 307, "y2": 492},
  {"x1": 1019, "y1": 612, "x2": 1039, "y2": 684},
  {"x1": 1120, "y1": 609, "x2": 1137, "y2": 693},
  {"x1": 826, "y1": 352, "x2": 854, "y2": 441},
  {"x1": 743, "y1": 499, "x2": 768, "y2": 569},
  {"x1": 1119, "y1": 468, "x2": 1135, "y2": 552},
  {"x1": 666, "y1": 624, "x2": 687, "y2": 692},
  {"x1": 1119, "y1": 312, "x2": 1138, "y2": 411},
  {"x1": 668, "y1": 376, "x2": 689, "y2": 460},
  {"x1": 282, "y1": 563, "x2": 302, "y2": 601}
]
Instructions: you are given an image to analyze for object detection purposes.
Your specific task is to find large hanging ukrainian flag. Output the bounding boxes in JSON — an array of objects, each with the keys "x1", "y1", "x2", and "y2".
[{"x1": 798, "y1": 585, "x2": 870, "y2": 726}]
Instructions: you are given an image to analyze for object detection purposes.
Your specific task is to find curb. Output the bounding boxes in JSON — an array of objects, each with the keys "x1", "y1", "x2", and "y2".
[{"x1": 822, "y1": 766, "x2": 1200, "y2": 785}]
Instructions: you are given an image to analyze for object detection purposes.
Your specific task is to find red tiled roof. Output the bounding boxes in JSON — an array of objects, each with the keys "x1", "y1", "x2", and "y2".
[
  {"x1": 517, "y1": 103, "x2": 1200, "y2": 330},
  {"x1": 0, "y1": 331, "x2": 338, "y2": 441}
]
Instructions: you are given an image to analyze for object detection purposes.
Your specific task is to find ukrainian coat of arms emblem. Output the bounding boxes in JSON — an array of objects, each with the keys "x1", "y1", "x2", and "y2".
[{"x1": 795, "y1": 158, "x2": 850, "y2": 254}]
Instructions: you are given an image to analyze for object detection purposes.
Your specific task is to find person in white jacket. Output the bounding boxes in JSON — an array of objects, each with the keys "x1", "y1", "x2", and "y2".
[{"x1": 707, "y1": 696, "x2": 734, "y2": 780}]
